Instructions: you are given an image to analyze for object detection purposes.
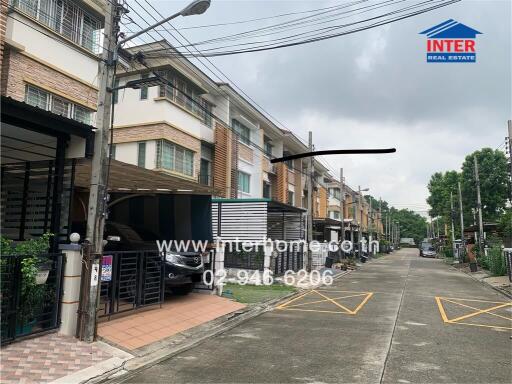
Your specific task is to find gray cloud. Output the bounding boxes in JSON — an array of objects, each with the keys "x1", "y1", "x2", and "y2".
[{"x1": 151, "y1": 0, "x2": 511, "y2": 211}]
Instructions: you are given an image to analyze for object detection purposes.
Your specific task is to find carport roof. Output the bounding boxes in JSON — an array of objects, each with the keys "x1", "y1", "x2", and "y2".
[{"x1": 74, "y1": 158, "x2": 216, "y2": 194}]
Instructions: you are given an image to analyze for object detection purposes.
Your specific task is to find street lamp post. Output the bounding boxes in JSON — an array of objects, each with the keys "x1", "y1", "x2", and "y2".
[{"x1": 81, "y1": 0, "x2": 211, "y2": 342}]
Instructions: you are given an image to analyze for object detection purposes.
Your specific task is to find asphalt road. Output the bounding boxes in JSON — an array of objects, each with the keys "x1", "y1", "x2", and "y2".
[{"x1": 121, "y1": 249, "x2": 512, "y2": 384}]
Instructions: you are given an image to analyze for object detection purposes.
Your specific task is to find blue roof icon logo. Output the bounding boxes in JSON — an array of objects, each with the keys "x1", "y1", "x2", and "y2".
[{"x1": 420, "y1": 19, "x2": 482, "y2": 39}]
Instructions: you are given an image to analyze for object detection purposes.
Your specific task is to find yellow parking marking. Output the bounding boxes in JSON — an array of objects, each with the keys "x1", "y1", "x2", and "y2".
[
  {"x1": 284, "y1": 293, "x2": 368, "y2": 309},
  {"x1": 443, "y1": 299, "x2": 511, "y2": 322},
  {"x1": 435, "y1": 296, "x2": 512, "y2": 330},
  {"x1": 277, "y1": 290, "x2": 373, "y2": 315},
  {"x1": 352, "y1": 292, "x2": 374, "y2": 314},
  {"x1": 314, "y1": 290, "x2": 354, "y2": 314}
]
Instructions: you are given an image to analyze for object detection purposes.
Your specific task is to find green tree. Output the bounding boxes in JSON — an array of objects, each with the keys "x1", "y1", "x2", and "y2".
[
  {"x1": 388, "y1": 207, "x2": 428, "y2": 245},
  {"x1": 426, "y1": 171, "x2": 460, "y2": 219},
  {"x1": 461, "y1": 148, "x2": 508, "y2": 221}
]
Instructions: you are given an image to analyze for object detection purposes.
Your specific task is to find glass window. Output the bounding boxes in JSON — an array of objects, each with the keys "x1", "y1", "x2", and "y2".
[
  {"x1": 25, "y1": 85, "x2": 49, "y2": 110},
  {"x1": 140, "y1": 73, "x2": 149, "y2": 100},
  {"x1": 73, "y1": 105, "x2": 93, "y2": 125},
  {"x1": 288, "y1": 191, "x2": 294, "y2": 205},
  {"x1": 137, "y1": 142, "x2": 146, "y2": 168},
  {"x1": 157, "y1": 140, "x2": 194, "y2": 177},
  {"x1": 238, "y1": 171, "x2": 250, "y2": 193},
  {"x1": 110, "y1": 144, "x2": 116, "y2": 160},
  {"x1": 263, "y1": 182, "x2": 271, "y2": 198},
  {"x1": 264, "y1": 136, "x2": 273, "y2": 157},
  {"x1": 233, "y1": 119, "x2": 251, "y2": 145},
  {"x1": 14, "y1": 1, "x2": 100, "y2": 53},
  {"x1": 51, "y1": 95, "x2": 70, "y2": 117}
]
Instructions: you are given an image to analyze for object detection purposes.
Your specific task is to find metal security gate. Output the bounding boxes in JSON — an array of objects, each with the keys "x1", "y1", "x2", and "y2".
[
  {"x1": 98, "y1": 251, "x2": 164, "y2": 319},
  {"x1": 0, "y1": 253, "x2": 64, "y2": 345},
  {"x1": 273, "y1": 243, "x2": 305, "y2": 276}
]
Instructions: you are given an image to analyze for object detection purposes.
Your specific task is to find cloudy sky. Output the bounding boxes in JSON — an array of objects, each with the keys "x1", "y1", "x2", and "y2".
[{"x1": 142, "y1": 0, "x2": 511, "y2": 214}]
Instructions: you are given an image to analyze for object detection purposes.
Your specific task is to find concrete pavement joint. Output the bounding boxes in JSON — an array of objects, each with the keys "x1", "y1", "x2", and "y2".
[{"x1": 378, "y1": 255, "x2": 412, "y2": 384}]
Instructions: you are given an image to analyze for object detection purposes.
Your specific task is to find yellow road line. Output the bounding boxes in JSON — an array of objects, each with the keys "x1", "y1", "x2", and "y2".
[
  {"x1": 316, "y1": 289, "x2": 372, "y2": 294},
  {"x1": 351, "y1": 292, "x2": 374, "y2": 314},
  {"x1": 443, "y1": 298, "x2": 512, "y2": 321},
  {"x1": 276, "y1": 291, "x2": 312, "y2": 309},
  {"x1": 435, "y1": 296, "x2": 450, "y2": 323},
  {"x1": 450, "y1": 303, "x2": 512, "y2": 323},
  {"x1": 440, "y1": 296, "x2": 512, "y2": 304},
  {"x1": 283, "y1": 293, "x2": 368, "y2": 309},
  {"x1": 314, "y1": 289, "x2": 354, "y2": 314},
  {"x1": 450, "y1": 321, "x2": 512, "y2": 330},
  {"x1": 278, "y1": 308, "x2": 350, "y2": 314}
]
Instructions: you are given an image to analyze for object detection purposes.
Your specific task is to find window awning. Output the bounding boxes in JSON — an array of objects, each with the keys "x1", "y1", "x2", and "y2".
[{"x1": 74, "y1": 158, "x2": 216, "y2": 194}]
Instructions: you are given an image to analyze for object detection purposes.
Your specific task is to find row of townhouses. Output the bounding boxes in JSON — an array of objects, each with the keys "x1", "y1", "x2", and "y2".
[{"x1": 0, "y1": 0, "x2": 384, "y2": 345}]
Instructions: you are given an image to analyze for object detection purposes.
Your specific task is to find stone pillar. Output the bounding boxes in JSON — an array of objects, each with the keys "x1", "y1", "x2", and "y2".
[
  {"x1": 263, "y1": 239, "x2": 273, "y2": 280},
  {"x1": 58, "y1": 243, "x2": 82, "y2": 336}
]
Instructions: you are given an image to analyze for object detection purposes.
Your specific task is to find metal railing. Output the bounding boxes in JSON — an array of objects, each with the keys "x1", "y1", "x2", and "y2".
[
  {"x1": 1, "y1": 253, "x2": 64, "y2": 345},
  {"x1": 273, "y1": 243, "x2": 304, "y2": 276},
  {"x1": 224, "y1": 245, "x2": 265, "y2": 271}
]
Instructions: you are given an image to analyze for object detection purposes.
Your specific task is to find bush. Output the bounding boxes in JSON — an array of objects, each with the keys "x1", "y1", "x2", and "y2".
[{"x1": 487, "y1": 246, "x2": 507, "y2": 276}]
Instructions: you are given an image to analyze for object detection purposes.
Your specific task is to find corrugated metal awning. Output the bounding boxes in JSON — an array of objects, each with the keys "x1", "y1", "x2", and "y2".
[{"x1": 74, "y1": 158, "x2": 216, "y2": 194}]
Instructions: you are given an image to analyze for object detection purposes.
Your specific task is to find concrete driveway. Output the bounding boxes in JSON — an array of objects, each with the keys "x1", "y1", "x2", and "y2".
[{"x1": 117, "y1": 249, "x2": 512, "y2": 384}]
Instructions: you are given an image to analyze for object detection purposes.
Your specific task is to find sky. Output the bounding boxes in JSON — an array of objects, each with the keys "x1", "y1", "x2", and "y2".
[{"x1": 139, "y1": 0, "x2": 511, "y2": 215}]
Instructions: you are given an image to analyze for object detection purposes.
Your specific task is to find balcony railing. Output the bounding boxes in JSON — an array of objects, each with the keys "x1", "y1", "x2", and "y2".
[{"x1": 11, "y1": 0, "x2": 102, "y2": 54}]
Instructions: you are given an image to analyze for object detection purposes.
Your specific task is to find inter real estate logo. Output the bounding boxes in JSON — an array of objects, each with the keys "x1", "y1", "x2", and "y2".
[{"x1": 419, "y1": 19, "x2": 482, "y2": 63}]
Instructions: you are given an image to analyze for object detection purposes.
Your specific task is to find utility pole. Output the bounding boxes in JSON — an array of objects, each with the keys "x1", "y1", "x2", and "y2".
[
  {"x1": 458, "y1": 181, "x2": 465, "y2": 260},
  {"x1": 306, "y1": 131, "x2": 314, "y2": 272},
  {"x1": 507, "y1": 120, "x2": 512, "y2": 202},
  {"x1": 474, "y1": 156, "x2": 484, "y2": 253},
  {"x1": 358, "y1": 186, "x2": 363, "y2": 257},
  {"x1": 79, "y1": 0, "x2": 119, "y2": 343},
  {"x1": 378, "y1": 198, "x2": 382, "y2": 241},
  {"x1": 369, "y1": 195, "x2": 373, "y2": 256},
  {"x1": 339, "y1": 168, "x2": 345, "y2": 242},
  {"x1": 450, "y1": 191, "x2": 457, "y2": 262}
]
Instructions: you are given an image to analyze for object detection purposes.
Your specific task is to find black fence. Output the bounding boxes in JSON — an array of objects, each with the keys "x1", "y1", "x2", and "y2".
[
  {"x1": 1, "y1": 253, "x2": 64, "y2": 345},
  {"x1": 224, "y1": 245, "x2": 265, "y2": 271},
  {"x1": 99, "y1": 250, "x2": 164, "y2": 319},
  {"x1": 504, "y1": 249, "x2": 512, "y2": 283},
  {"x1": 273, "y1": 243, "x2": 304, "y2": 276}
]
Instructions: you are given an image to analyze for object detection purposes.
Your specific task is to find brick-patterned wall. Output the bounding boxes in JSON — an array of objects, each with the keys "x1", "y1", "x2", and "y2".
[
  {"x1": 114, "y1": 123, "x2": 201, "y2": 179},
  {"x1": 238, "y1": 142, "x2": 253, "y2": 164},
  {"x1": 230, "y1": 132, "x2": 239, "y2": 198},
  {"x1": 0, "y1": 0, "x2": 7, "y2": 69},
  {"x1": 275, "y1": 162, "x2": 288, "y2": 204},
  {"x1": 213, "y1": 122, "x2": 234, "y2": 198},
  {"x1": 1, "y1": 51, "x2": 98, "y2": 108},
  {"x1": 313, "y1": 185, "x2": 328, "y2": 219},
  {"x1": 293, "y1": 159, "x2": 302, "y2": 208}
]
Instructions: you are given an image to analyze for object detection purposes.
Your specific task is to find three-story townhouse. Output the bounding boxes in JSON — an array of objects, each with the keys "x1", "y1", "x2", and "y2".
[{"x1": 1, "y1": 0, "x2": 105, "y2": 242}]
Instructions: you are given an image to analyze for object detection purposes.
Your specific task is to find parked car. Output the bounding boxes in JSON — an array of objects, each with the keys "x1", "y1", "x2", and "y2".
[
  {"x1": 71, "y1": 221, "x2": 206, "y2": 295},
  {"x1": 420, "y1": 242, "x2": 436, "y2": 258}
]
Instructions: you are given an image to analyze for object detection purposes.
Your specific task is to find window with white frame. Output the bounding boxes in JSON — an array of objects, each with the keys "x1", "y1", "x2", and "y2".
[
  {"x1": 238, "y1": 171, "x2": 250, "y2": 193},
  {"x1": 140, "y1": 73, "x2": 149, "y2": 100},
  {"x1": 12, "y1": 0, "x2": 102, "y2": 53},
  {"x1": 157, "y1": 140, "x2": 194, "y2": 177},
  {"x1": 232, "y1": 119, "x2": 251, "y2": 145},
  {"x1": 25, "y1": 84, "x2": 94, "y2": 125},
  {"x1": 137, "y1": 142, "x2": 146, "y2": 168}
]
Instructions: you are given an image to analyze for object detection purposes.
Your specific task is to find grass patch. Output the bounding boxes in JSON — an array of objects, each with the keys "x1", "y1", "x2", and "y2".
[{"x1": 222, "y1": 283, "x2": 297, "y2": 304}]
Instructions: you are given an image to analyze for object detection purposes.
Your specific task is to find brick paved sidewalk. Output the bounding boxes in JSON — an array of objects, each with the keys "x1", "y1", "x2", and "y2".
[{"x1": 0, "y1": 333, "x2": 122, "y2": 383}]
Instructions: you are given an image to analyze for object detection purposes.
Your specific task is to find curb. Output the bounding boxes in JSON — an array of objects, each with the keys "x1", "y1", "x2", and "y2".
[
  {"x1": 88, "y1": 288, "x2": 304, "y2": 384},
  {"x1": 451, "y1": 265, "x2": 512, "y2": 300},
  {"x1": 91, "y1": 270, "x2": 357, "y2": 384}
]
